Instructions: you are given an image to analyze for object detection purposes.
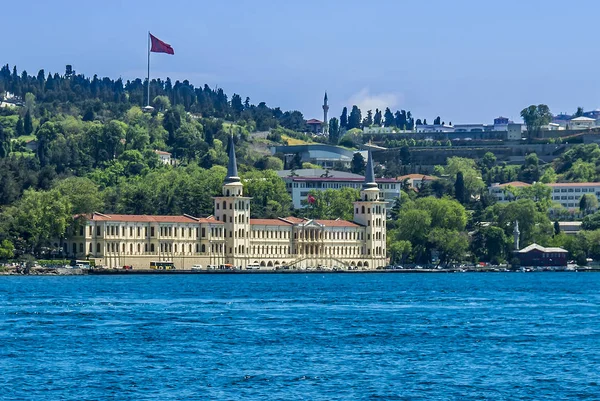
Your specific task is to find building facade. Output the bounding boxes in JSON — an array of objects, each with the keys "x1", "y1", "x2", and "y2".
[
  {"x1": 63, "y1": 138, "x2": 388, "y2": 270},
  {"x1": 278, "y1": 169, "x2": 400, "y2": 210},
  {"x1": 516, "y1": 244, "x2": 568, "y2": 267},
  {"x1": 489, "y1": 181, "x2": 600, "y2": 211}
]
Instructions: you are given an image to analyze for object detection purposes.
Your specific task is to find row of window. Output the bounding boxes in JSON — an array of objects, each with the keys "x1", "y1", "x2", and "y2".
[
  {"x1": 216, "y1": 200, "x2": 250, "y2": 211},
  {"x1": 75, "y1": 241, "x2": 385, "y2": 258},
  {"x1": 356, "y1": 205, "x2": 385, "y2": 215},
  {"x1": 553, "y1": 188, "x2": 600, "y2": 193},
  {"x1": 87, "y1": 225, "x2": 226, "y2": 240}
]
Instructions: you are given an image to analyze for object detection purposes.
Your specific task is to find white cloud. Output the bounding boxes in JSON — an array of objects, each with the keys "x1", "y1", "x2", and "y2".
[{"x1": 346, "y1": 88, "x2": 401, "y2": 112}]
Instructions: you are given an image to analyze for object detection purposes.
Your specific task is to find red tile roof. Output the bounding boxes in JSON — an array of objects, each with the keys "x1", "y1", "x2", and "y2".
[
  {"x1": 396, "y1": 174, "x2": 438, "y2": 180},
  {"x1": 291, "y1": 177, "x2": 399, "y2": 183},
  {"x1": 154, "y1": 150, "x2": 171, "y2": 156},
  {"x1": 83, "y1": 213, "x2": 222, "y2": 224},
  {"x1": 314, "y1": 219, "x2": 360, "y2": 227},
  {"x1": 495, "y1": 181, "x2": 531, "y2": 188},
  {"x1": 250, "y1": 219, "x2": 293, "y2": 226},
  {"x1": 281, "y1": 216, "x2": 306, "y2": 224}
]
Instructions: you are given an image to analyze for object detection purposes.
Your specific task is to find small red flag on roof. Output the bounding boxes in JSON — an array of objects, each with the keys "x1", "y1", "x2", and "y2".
[{"x1": 150, "y1": 33, "x2": 174, "y2": 55}]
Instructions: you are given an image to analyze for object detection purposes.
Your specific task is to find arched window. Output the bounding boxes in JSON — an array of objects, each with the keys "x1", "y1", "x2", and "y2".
[
  {"x1": 174, "y1": 244, "x2": 178, "y2": 253},
  {"x1": 129, "y1": 244, "x2": 133, "y2": 254},
  {"x1": 361, "y1": 205, "x2": 365, "y2": 214},
  {"x1": 223, "y1": 201, "x2": 226, "y2": 209},
  {"x1": 88, "y1": 243, "x2": 92, "y2": 253},
  {"x1": 96, "y1": 243, "x2": 101, "y2": 253},
  {"x1": 201, "y1": 244, "x2": 206, "y2": 253},
  {"x1": 150, "y1": 244, "x2": 155, "y2": 252},
  {"x1": 137, "y1": 244, "x2": 140, "y2": 253}
]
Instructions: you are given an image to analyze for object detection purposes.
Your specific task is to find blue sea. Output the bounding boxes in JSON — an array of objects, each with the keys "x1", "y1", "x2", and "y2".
[{"x1": 1, "y1": 273, "x2": 599, "y2": 400}]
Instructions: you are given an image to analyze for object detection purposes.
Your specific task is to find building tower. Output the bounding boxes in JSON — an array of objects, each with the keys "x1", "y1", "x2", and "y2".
[
  {"x1": 322, "y1": 91, "x2": 329, "y2": 135},
  {"x1": 353, "y1": 151, "x2": 387, "y2": 268},
  {"x1": 213, "y1": 135, "x2": 251, "y2": 268},
  {"x1": 513, "y1": 220, "x2": 520, "y2": 250}
]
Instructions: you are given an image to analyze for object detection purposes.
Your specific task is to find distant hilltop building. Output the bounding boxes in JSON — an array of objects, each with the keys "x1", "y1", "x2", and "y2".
[
  {"x1": 277, "y1": 168, "x2": 401, "y2": 211},
  {"x1": 61, "y1": 137, "x2": 387, "y2": 270},
  {"x1": 304, "y1": 92, "x2": 329, "y2": 135},
  {"x1": 552, "y1": 109, "x2": 600, "y2": 130},
  {"x1": 489, "y1": 181, "x2": 600, "y2": 212},
  {"x1": 305, "y1": 118, "x2": 324, "y2": 134},
  {"x1": 271, "y1": 144, "x2": 368, "y2": 169},
  {"x1": 0, "y1": 92, "x2": 23, "y2": 108},
  {"x1": 154, "y1": 150, "x2": 176, "y2": 166}
]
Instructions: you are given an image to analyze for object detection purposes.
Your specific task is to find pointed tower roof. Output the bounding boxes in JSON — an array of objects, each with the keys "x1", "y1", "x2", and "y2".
[
  {"x1": 363, "y1": 151, "x2": 378, "y2": 190},
  {"x1": 225, "y1": 134, "x2": 240, "y2": 183},
  {"x1": 324, "y1": 91, "x2": 328, "y2": 102}
]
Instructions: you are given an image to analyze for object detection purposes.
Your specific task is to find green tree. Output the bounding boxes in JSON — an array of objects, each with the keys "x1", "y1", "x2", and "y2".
[
  {"x1": 517, "y1": 182, "x2": 552, "y2": 212},
  {"x1": 351, "y1": 152, "x2": 365, "y2": 174},
  {"x1": 518, "y1": 153, "x2": 541, "y2": 182},
  {"x1": 0, "y1": 125, "x2": 9, "y2": 158},
  {"x1": 152, "y1": 95, "x2": 171, "y2": 112},
  {"x1": 442, "y1": 157, "x2": 485, "y2": 198},
  {"x1": 0, "y1": 239, "x2": 14, "y2": 260},
  {"x1": 579, "y1": 193, "x2": 599, "y2": 215},
  {"x1": 485, "y1": 199, "x2": 553, "y2": 248},
  {"x1": 520, "y1": 104, "x2": 552, "y2": 139},
  {"x1": 388, "y1": 240, "x2": 411, "y2": 264},
  {"x1": 454, "y1": 171, "x2": 465, "y2": 204},
  {"x1": 384, "y1": 108, "x2": 395, "y2": 127},
  {"x1": 15, "y1": 116, "x2": 24, "y2": 137},
  {"x1": 328, "y1": 117, "x2": 340, "y2": 145},
  {"x1": 340, "y1": 107, "x2": 348, "y2": 128},
  {"x1": 302, "y1": 187, "x2": 359, "y2": 221},
  {"x1": 575, "y1": 107, "x2": 584, "y2": 117},
  {"x1": 23, "y1": 109, "x2": 33, "y2": 135},
  {"x1": 554, "y1": 220, "x2": 561, "y2": 236},
  {"x1": 53, "y1": 177, "x2": 104, "y2": 214},
  {"x1": 471, "y1": 226, "x2": 510, "y2": 264},
  {"x1": 243, "y1": 170, "x2": 292, "y2": 218},
  {"x1": 347, "y1": 105, "x2": 362, "y2": 129},
  {"x1": 429, "y1": 228, "x2": 468, "y2": 266},
  {"x1": 363, "y1": 110, "x2": 373, "y2": 127},
  {"x1": 373, "y1": 109, "x2": 382, "y2": 126},
  {"x1": 565, "y1": 160, "x2": 595, "y2": 182},
  {"x1": 481, "y1": 152, "x2": 496, "y2": 170},
  {"x1": 540, "y1": 166, "x2": 557, "y2": 183},
  {"x1": 582, "y1": 211, "x2": 600, "y2": 230},
  {"x1": 4, "y1": 189, "x2": 72, "y2": 255}
]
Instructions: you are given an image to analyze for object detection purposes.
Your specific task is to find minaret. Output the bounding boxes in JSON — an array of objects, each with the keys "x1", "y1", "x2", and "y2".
[
  {"x1": 214, "y1": 134, "x2": 251, "y2": 268},
  {"x1": 322, "y1": 91, "x2": 329, "y2": 135},
  {"x1": 353, "y1": 151, "x2": 387, "y2": 269},
  {"x1": 513, "y1": 220, "x2": 520, "y2": 250}
]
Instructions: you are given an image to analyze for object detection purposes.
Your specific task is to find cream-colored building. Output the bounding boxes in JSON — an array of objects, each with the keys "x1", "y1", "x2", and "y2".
[{"x1": 63, "y1": 137, "x2": 388, "y2": 270}]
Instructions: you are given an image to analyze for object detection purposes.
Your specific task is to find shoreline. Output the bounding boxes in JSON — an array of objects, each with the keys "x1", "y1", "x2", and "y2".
[{"x1": 2, "y1": 267, "x2": 600, "y2": 276}]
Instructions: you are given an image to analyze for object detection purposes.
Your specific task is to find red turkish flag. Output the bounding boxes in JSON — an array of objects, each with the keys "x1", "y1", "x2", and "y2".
[
  {"x1": 150, "y1": 33, "x2": 174, "y2": 55},
  {"x1": 307, "y1": 194, "x2": 316, "y2": 204}
]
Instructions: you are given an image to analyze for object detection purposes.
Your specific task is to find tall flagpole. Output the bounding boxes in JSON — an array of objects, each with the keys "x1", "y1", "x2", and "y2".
[{"x1": 147, "y1": 31, "x2": 151, "y2": 107}]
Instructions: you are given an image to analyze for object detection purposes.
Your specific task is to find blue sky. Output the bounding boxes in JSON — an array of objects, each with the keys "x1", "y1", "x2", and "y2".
[{"x1": 3, "y1": 0, "x2": 600, "y2": 123}]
